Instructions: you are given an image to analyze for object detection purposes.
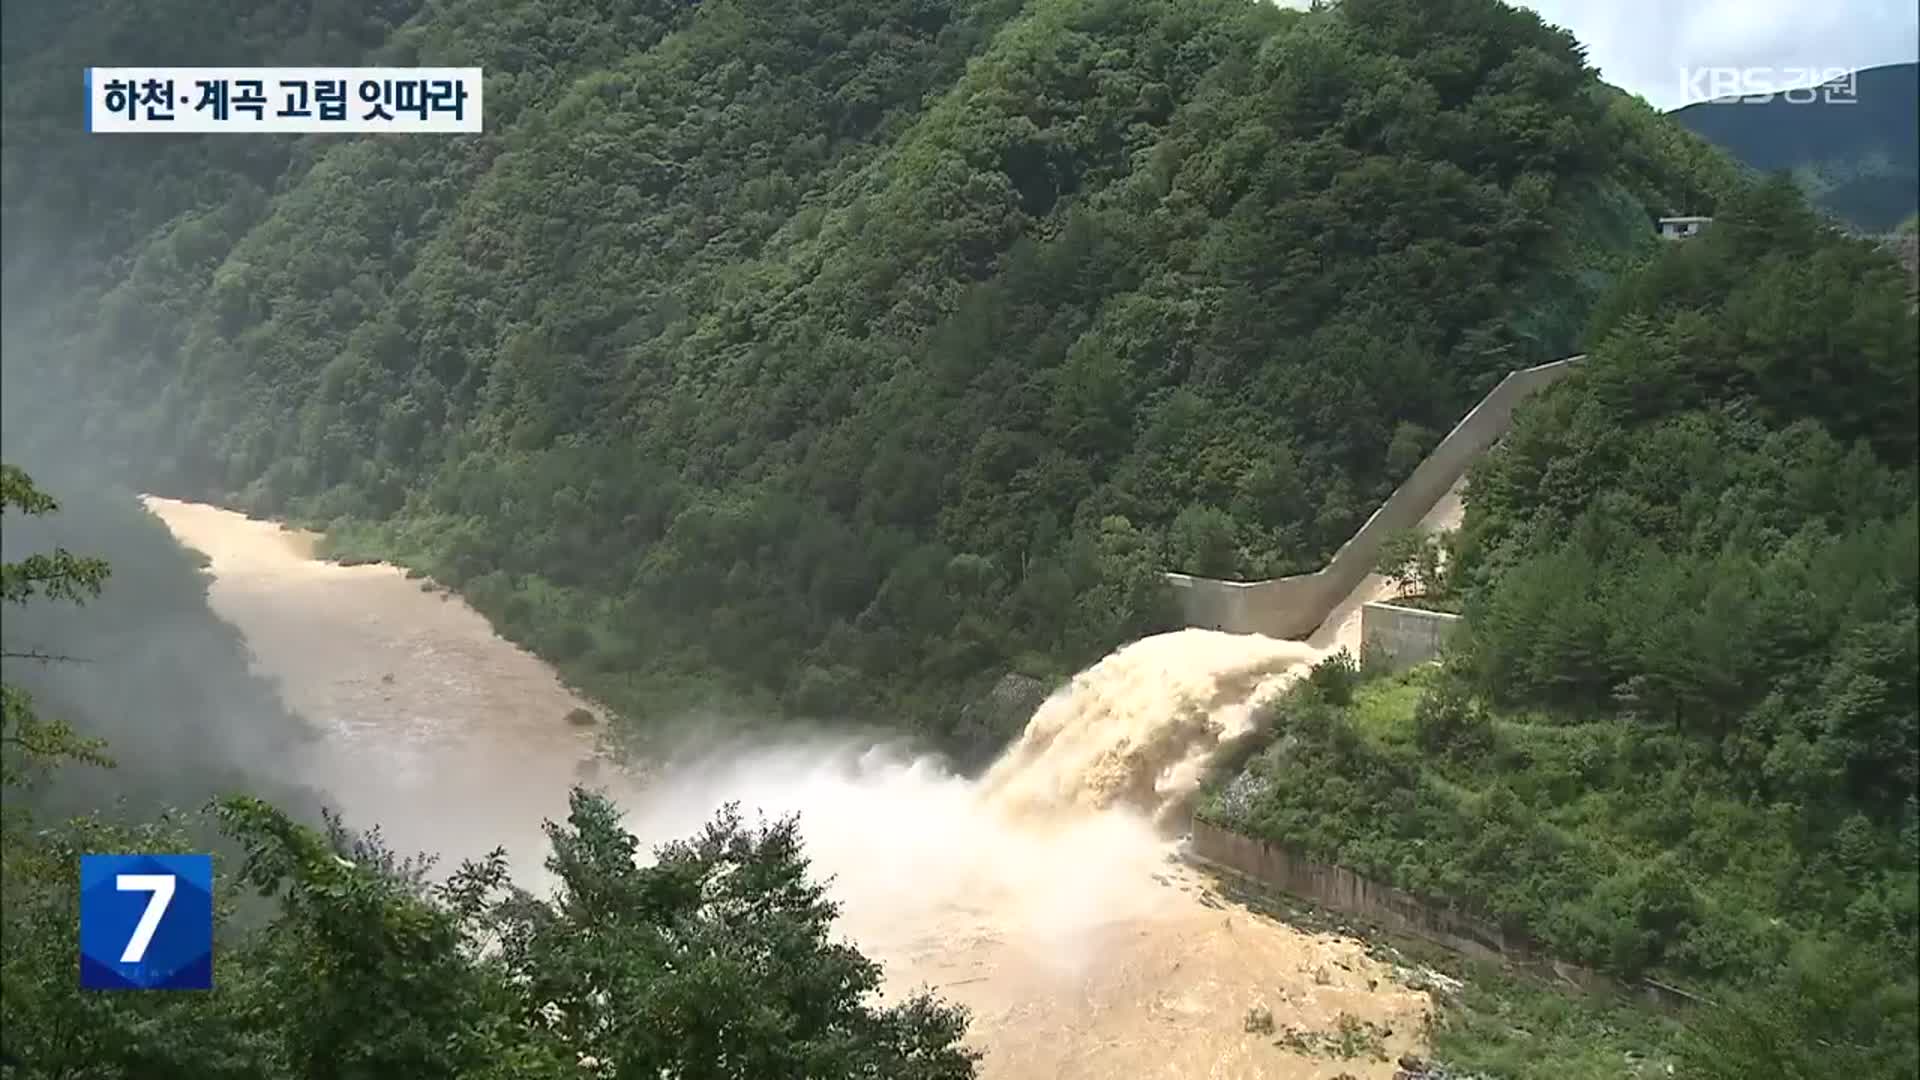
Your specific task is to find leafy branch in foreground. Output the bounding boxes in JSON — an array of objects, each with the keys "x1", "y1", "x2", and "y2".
[
  {"x1": 1, "y1": 464, "x2": 109, "y2": 605},
  {"x1": 1, "y1": 464, "x2": 112, "y2": 782}
]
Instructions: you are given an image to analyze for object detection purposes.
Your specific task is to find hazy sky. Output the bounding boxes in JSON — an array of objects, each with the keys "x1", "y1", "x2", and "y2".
[{"x1": 1517, "y1": 1, "x2": 1920, "y2": 109}]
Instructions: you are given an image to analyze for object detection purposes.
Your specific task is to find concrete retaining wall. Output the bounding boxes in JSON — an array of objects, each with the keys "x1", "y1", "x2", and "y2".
[
  {"x1": 1187, "y1": 817, "x2": 1709, "y2": 1009},
  {"x1": 1189, "y1": 817, "x2": 1525, "y2": 964},
  {"x1": 1360, "y1": 602, "x2": 1463, "y2": 672},
  {"x1": 1166, "y1": 355, "x2": 1585, "y2": 639}
]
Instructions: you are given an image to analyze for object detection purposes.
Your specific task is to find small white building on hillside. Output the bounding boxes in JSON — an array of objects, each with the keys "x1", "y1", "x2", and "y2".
[{"x1": 1658, "y1": 215, "x2": 1713, "y2": 240}]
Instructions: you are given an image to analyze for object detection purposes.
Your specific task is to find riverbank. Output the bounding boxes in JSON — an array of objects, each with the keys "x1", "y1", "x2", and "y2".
[{"x1": 142, "y1": 496, "x2": 607, "y2": 882}]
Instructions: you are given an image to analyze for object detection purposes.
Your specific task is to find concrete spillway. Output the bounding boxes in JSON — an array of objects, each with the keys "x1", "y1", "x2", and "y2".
[{"x1": 1165, "y1": 355, "x2": 1585, "y2": 642}]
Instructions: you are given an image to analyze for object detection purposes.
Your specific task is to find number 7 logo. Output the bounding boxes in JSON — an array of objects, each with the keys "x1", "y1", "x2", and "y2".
[
  {"x1": 79, "y1": 854, "x2": 214, "y2": 990},
  {"x1": 115, "y1": 874, "x2": 176, "y2": 963}
]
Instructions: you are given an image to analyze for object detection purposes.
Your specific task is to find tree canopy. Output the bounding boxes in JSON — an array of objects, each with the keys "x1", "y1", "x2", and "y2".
[
  {"x1": 1203, "y1": 177, "x2": 1919, "y2": 1077},
  {"x1": 2, "y1": 0, "x2": 1740, "y2": 756}
]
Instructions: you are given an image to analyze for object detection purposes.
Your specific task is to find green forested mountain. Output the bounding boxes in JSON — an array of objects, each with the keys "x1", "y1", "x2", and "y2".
[
  {"x1": 1204, "y1": 178, "x2": 1919, "y2": 1077},
  {"x1": 2, "y1": 0, "x2": 1743, "y2": 753},
  {"x1": 1670, "y1": 63, "x2": 1918, "y2": 234},
  {"x1": 4, "y1": 1, "x2": 1916, "y2": 1076}
]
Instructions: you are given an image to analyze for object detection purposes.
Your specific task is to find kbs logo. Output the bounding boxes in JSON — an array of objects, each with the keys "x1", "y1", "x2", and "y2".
[
  {"x1": 1678, "y1": 66, "x2": 1859, "y2": 106},
  {"x1": 79, "y1": 854, "x2": 214, "y2": 990}
]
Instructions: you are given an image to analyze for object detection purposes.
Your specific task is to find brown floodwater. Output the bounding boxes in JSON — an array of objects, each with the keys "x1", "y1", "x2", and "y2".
[{"x1": 145, "y1": 496, "x2": 1435, "y2": 1079}]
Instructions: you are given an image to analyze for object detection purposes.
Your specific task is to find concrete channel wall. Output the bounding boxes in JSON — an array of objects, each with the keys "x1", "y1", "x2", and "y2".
[
  {"x1": 1189, "y1": 817, "x2": 1524, "y2": 964},
  {"x1": 1359, "y1": 602, "x2": 1463, "y2": 672},
  {"x1": 1187, "y1": 817, "x2": 1709, "y2": 1009},
  {"x1": 1166, "y1": 355, "x2": 1586, "y2": 639}
]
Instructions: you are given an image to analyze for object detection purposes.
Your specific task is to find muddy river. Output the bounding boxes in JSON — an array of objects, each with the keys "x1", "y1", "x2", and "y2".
[{"x1": 145, "y1": 496, "x2": 1434, "y2": 1080}]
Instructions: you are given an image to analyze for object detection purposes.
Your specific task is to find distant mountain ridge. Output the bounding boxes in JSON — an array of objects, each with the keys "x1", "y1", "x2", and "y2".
[{"x1": 1669, "y1": 62, "x2": 1918, "y2": 232}]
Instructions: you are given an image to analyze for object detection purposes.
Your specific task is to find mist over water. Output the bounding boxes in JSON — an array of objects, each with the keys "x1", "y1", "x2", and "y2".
[
  {"x1": 978, "y1": 630, "x2": 1325, "y2": 829},
  {"x1": 615, "y1": 739, "x2": 1165, "y2": 979},
  {"x1": 143, "y1": 497, "x2": 1432, "y2": 1078},
  {"x1": 614, "y1": 631, "x2": 1325, "y2": 963}
]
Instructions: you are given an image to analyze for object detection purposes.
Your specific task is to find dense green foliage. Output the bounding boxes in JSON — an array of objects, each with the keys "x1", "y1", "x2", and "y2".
[
  {"x1": 2, "y1": 791, "x2": 979, "y2": 1079},
  {"x1": 3, "y1": 0, "x2": 1738, "y2": 755},
  {"x1": 1203, "y1": 179, "x2": 1919, "y2": 1076},
  {"x1": 1670, "y1": 63, "x2": 1919, "y2": 234}
]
